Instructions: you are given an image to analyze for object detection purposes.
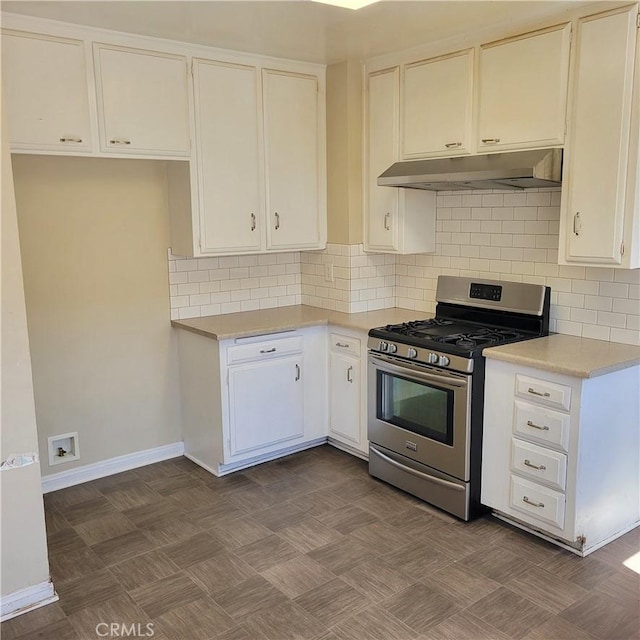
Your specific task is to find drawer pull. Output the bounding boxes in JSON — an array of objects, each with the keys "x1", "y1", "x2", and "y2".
[
  {"x1": 109, "y1": 138, "x2": 132, "y2": 145},
  {"x1": 526, "y1": 420, "x2": 549, "y2": 431},
  {"x1": 524, "y1": 459, "x2": 546, "y2": 471},
  {"x1": 336, "y1": 342, "x2": 350, "y2": 348},
  {"x1": 481, "y1": 138, "x2": 501, "y2": 144},
  {"x1": 59, "y1": 136, "x2": 83, "y2": 143},
  {"x1": 259, "y1": 348, "x2": 276, "y2": 354},
  {"x1": 523, "y1": 496, "x2": 545, "y2": 508},
  {"x1": 527, "y1": 387, "x2": 551, "y2": 398},
  {"x1": 445, "y1": 142, "x2": 462, "y2": 148}
]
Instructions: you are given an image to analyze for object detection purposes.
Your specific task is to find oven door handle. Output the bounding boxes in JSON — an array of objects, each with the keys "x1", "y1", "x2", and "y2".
[
  {"x1": 369, "y1": 355, "x2": 468, "y2": 388},
  {"x1": 370, "y1": 446, "x2": 465, "y2": 492}
]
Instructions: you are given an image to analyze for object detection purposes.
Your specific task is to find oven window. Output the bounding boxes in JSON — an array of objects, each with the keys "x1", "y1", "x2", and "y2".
[{"x1": 377, "y1": 371, "x2": 454, "y2": 445}]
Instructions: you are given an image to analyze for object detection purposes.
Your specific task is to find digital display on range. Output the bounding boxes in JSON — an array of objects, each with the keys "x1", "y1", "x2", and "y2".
[{"x1": 469, "y1": 282, "x2": 502, "y2": 301}]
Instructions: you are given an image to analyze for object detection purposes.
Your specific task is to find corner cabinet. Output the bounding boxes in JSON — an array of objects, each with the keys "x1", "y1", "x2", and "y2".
[
  {"x1": 169, "y1": 61, "x2": 327, "y2": 257},
  {"x1": 559, "y1": 5, "x2": 640, "y2": 268},
  {"x1": 2, "y1": 30, "x2": 93, "y2": 153},
  {"x1": 176, "y1": 327, "x2": 327, "y2": 476},
  {"x1": 477, "y1": 23, "x2": 571, "y2": 152},
  {"x1": 481, "y1": 358, "x2": 640, "y2": 556},
  {"x1": 364, "y1": 66, "x2": 436, "y2": 255}
]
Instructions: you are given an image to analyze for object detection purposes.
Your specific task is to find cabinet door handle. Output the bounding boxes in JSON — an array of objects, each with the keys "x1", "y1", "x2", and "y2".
[
  {"x1": 259, "y1": 347, "x2": 276, "y2": 354},
  {"x1": 384, "y1": 212, "x2": 391, "y2": 231},
  {"x1": 59, "y1": 136, "x2": 83, "y2": 143},
  {"x1": 522, "y1": 496, "x2": 545, "y2": 508},
  {"x1": 573, "y1": 212, "x2": 581, "y2": 236},
  {"x1": 481, "y1": 138, "x2": 500, "y2": 144},
  {"x1": 526, "y1": 420, "x2": 549, "y2": 432},
  {"x1": 109, "y1": 138, "x2": 132, "y2": 145},
  {"x1": 274, "y1": 212, "x2": 280, "y2": 230},
  {"x1": 250, "y1": 213, "x2": 256, "y2": 231},
  {"x1": 295, "y1": 364, "x2": 301, "y2": 381},
  {"x1": 335, "y1": 342, "x2": 350, "y2": 348},
  {"x1": 444, "y1": 142, "x2": 462, "y2": 148},
  {"x1": 524, "y1": 459, "x2": 546, "y2": 471},
  {"x1": 347, "y1": 366, "x2": 354, "y2": 383},
  {"x1": 527, "y1": 387, "x2": 551, "y2": 398}
]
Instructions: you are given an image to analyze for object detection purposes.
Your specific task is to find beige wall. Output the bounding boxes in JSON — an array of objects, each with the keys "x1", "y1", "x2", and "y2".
[
  {"x1": 1, "y1": 120, "x2": 50, "y2": 597},
  {"x1": 12, "y1": 156, "x2": 182, "y2": 476},
  {"x1": 326, "y1": 59, "x2": 363, "y2": 245}
]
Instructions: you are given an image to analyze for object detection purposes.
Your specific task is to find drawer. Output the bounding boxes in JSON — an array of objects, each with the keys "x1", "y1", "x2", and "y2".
[
  {"x1": 227, "y1": 335, "x2": 303, "y2": 364},
  {"x1": 330, "y1": 333, "x2": 361, "y2": 357},
  {"x1": 511, "y1": 438, "x2": 567, "y2": 491},
  {"x1": 513, "y1": 400, "x2": 570, "y2": 452},
  {"x1": 515, "y1": 374, "x2": 571, "y2": 411},
  {"x1": 510, "y1": 475, "x2": 566, "y2": 530}
]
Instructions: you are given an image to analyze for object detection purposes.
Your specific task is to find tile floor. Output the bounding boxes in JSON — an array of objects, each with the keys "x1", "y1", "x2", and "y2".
[{"x1": 2, "y1": 445, "x2": 639, "y2": 640}]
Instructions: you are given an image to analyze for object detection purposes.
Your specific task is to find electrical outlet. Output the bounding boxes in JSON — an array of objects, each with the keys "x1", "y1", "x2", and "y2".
[{"x1": 324, "y1": 263, "x2": 334, "y2": 282}]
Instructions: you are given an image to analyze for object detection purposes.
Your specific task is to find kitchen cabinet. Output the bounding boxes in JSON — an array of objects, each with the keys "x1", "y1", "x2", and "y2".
[
  {"x1": 169, "y1": 63, "x2": 326, "y2": 257},
  {"x1": 482, "y1": 358, "x2": 640, "y2": 556},
  {"x1": 365, "y1": 66, "x2": 436, "y2": 254},
  {"x1": 328, "y1": 331, "x2": 367, "y2": 457},
  {"x1": 2, "y1": 30, "x2": 93, "y2": 153},
  {"x1": 477, "y1": 23, "x2": 571, "y2": 152},
  {"x1": 176, "y1": 327, "x2": 327, "y2": 476},
  {"x1": 263, "y1": 69, "x2": 325, "y2": 251},
  {"x1": 402, "y1": 49, "x2": 473, "y2": 158},
  {"x1": 559, "y1": 4, "x2": 640, "y2": 268},
  {"x1": 93, "y1": 43, "x2": 190, "y2": 156},
  {"x1": 192, "y1": 59, "x2": 263, "y2": 254}
]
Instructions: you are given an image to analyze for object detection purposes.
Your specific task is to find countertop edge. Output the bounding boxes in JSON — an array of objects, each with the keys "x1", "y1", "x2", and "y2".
[{"x1": 171, "y1": 317, "x2": 331, "y2": 340}]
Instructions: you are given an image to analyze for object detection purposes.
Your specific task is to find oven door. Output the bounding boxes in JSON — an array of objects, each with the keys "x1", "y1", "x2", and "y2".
[{"x1": 368, "y1": 353, "x2": 472, "y2": 481}]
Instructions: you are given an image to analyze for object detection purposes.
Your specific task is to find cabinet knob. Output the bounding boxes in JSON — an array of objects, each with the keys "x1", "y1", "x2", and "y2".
[
  {"x1": 481, "y1": 138, "x2": 500, "y2": 144},
  {"x1": 444, "y1": 142, "x2": 462, "y2": 148},
  {"x1": 59, "y1": 136, "x2": 83, "y2": 144}
]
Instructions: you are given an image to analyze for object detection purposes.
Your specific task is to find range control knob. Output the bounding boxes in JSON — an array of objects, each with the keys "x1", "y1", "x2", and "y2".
[
  {"x1": 438, "y1": 355, "x2": 451, "y2": 367},
  {"x1": 379, "y1": 341, "x2": 388, "y2": 351},
  {"x1": 387, "y1": 343, "x2": 397, "y2": 354},
  {"x1": 406, "y1": 348, "x2": 418, "y2": 359},
  {"x1": 427, "y1": 352, "x2": 439, "y2": 364}
]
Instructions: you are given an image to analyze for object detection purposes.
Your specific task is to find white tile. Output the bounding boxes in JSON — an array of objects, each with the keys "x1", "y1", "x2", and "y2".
[
  {"x1": 258, "y1": 254, "x2": 278, "y2": 266},
  {"x1": 597, "y1": 311, "x2": 626, "y2": 328},
  {"x1": 571, "y1": 279, "x2": 599, "y2": 295},
  {"x1": 584, "y1": 295, "x2": 613, "y2": 311},
  {"x1": 599, "y1": 282, "x2": 629, "y2": 298},
  {"x1": 557, "y1": 292, "x2": 584, "y2": 307},
  {"x1": 231, "y1": 290, "x2": 251, "y2": 302},
  {"x1": 482, "y1": 194, "x2": 504, "y2": 207},
  {"x1": 169, "y1": 272, "x2": 189, "y2": 285},
  {"x1": 570, "y1": 308, "x2": 598, "y2": 324},
  {"x1": 525, "y1": 192, "x2": 551, "y2": 206},
  {"x1": 503, "y1": 193, "x2": 527, "y2": 207},
  {"x1": 470, "y1": 233, "x2": 492, "y2": 246},
  {"x1": 555, "y1": 320, "x2": 582, "y2": 336},
  {"x1": 536, "y1": 206, "x2": 560, "y2": 221},
  {"x1": 170, "y1": 295, "x2": 190, "y2": 309},
  {"x1": 491, "y1": 207, "x2": 514, "y2": 220},
  {"x1": 198, "y1": 258, "x2": 219, "y2": 270},
  {"x1": 514, "y1": 207, "x2": 539, "y2": 221},
  {"x1": 441, "y1": 244, "x2": 461, "y2": 257},
  {"x1": 442, "y1": 220, "x2": 462, "y2": 232},
  {"x1": 490, "y1": 234, "x2": 513, "y2": 247},
  {"x1": 490, "y1": 260, "x2": 511, "y2": 273},
  {"x1": 551, "y1": 305, "x2": 571, "y2": 320},
  {"x1": 558, "y1": 265, "x2": 586, "y2": 280},
  {"x1": 512, "y1": 235, "x2": 536, "y2": 248},
  {"x1": 210, "y1": 269, "x2": 231, "y2": 281},
  {"x1": 230, "y1": 267, "x2": 250, "y2": 279},
  {"x1": 440, "y1": 195, "x2": 463, "y2": 208},
  {"x1": 613, "y1": 269, "x2": 640, "y2": 284},
  {"x1": 524, "y1": 221, "x2": 549, "y2": 234},
  {"x1": 534, "y1": 263, "x2": 559, "y2": 277},
  {"x1": 501, "y1": 221, "x2": 525, "y2": 234},
  {"x1": 178, "y1": 307, "x2": 201, "y2": 319},
  {"x1": 238, "y1": 255, "x2": 259, "y2": 267},
  {"x1": 480, "y1": 221, "x2": 502, "y2": 233},
  {"x1": 612, "y1": 298, "x2": 640, "y2": 315},
  {"x1": 581, "y1": 324, "x2": 610, "y2": 341},
  {"x1": 523, "y1": 249, "x2": 548, "y2": 262},
  {"x1": 585, "y1": 267, "x2": 614, "y2": 282},
  {"x1": 451, "y1": 208, "x2": 472, "y2": 220},
  {"x1": 189, "y1": 293, "x2": 211, "y2": 306},
  {"x1": 511, "y1": 262, "x2": 535, "y2": 275},
  {"x1": 626, "y1": 314, "x2": 640, "y2": 331},
  {"x1": 610, "y1": 328, "x2": 640, "y2": 346},
  {"x1": 188, "y1": 271, "x2": 210, "y2": 283},
  {"x1": 460, "y1": 245, "x2": 480, "y2": 258},
  {"x1": 479, "y1": 246, "x2": 501, "y2": 259},
  {"x1": 462, "y1": 194, "x2": 483, "y2": 207},
  {"x1": 176, "y1": 259, "x2": 200, "y2": 272},
  {"x1": 178, "y1": 283, "x2": 200, "y2": 295},
  {"x1": 471, "y1": 207, "x2": 492, "y2": 220}
]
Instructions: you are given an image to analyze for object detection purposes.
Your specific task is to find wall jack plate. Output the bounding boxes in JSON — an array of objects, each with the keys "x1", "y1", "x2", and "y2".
[{"x1": 48, "y1": 432, "x2": 80, "y2": 466}]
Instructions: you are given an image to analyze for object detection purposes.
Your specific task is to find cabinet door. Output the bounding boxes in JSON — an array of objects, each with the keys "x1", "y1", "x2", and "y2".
[
  {"x1": 366, "y1": 67, "x2": 399, "y2": 252},
  {"x1": 228, "y1": 356, "x2": 304, "y2": 457},
  {"x1": 478, "y1": 23, "x2": 571, "y2": 151},
  {"x1": 94, "y1": 44, "x2": 190, "y2": 155},
  {"x1": 2, "y1": 31, "x2": 92, "y2": 152},
  {"x1": 263, "y1": 70, "x2": 322, "y2": 250},
  {"x1": 562, "y1": 6, "x2": 638, "y2": 265},
  {"x1": 329, "y1": 352, "x2": 361, "y2": 447},
  {"x1": 193, "y1": 59, "x2": 263, "y2": 254},
  {"x1": 402, "y1": 50, "x2": 473, "y2": 158}
]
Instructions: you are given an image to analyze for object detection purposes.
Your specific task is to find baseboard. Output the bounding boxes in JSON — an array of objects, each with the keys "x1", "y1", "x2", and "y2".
[
  {"x1": 41, "y1": 442, "x2": 184, "y2": 493},
  {"x1": 1, "y1": 579, "x2": 58, "y2": 622}
]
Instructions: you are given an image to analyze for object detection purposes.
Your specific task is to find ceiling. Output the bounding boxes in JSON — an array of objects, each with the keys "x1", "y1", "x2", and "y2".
[{"x1": 1, "y1": 0, "x2": 596, "y2": 64}]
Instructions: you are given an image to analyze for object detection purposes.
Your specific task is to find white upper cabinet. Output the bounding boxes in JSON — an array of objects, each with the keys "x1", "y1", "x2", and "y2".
[
  {"x1": 263, "y1": 69, "x2": 325, "y2": 251},
  {"x1": 477, "y1": 23, "x2": 571, "y2": 151},
  {"x1": 365, "y1": 66, "x2": 436, "y2": 254},
  {"x1": 93, "y1": 44, "x2": 190, "y2": 155},
  {"x1": 2, "y1": 31, "x2": 92, "y2": 152},
  {"x1": 560, "y1": 5, "x2": 639, "y2": 268},
  {"x1": 193, "y1": 59, "x2": 263, "y2": 254},
  {"x1": 402, "y1": 49, "x2": 473, "y2": 158}
]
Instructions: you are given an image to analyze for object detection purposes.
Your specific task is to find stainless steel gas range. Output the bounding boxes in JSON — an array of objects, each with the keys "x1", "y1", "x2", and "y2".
[{"x1": 367, "y1": 275, "x2": 551, "y2": 521}]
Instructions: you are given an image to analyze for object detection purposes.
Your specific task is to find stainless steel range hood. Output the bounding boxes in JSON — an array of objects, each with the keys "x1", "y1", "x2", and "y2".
[{"x1": 378, "y1": 148, "x2": 563, "y2": 191}]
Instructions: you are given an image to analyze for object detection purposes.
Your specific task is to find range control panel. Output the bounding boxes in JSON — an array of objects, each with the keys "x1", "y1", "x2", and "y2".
[{"x1": 470, "y1": 282, "x2": 502, "y2": 302}]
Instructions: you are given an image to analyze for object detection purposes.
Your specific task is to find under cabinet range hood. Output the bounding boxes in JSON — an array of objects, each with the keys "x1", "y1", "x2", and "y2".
[{"x1": 378, "y1": 148, "x2": 563, "y2": 191}]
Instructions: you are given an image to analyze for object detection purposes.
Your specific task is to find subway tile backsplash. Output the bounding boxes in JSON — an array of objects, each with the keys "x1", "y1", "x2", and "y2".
[{"x1": 168, "y1": 188, "x2": 639, "y2": 345}]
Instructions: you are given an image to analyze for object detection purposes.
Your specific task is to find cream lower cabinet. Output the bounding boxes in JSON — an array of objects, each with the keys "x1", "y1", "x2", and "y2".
[
  {"x1": 365, "y1": 66, "x2": 436, "y2": 254},
  {"x1": 177, "y1": 327, "x2": 327, "y2": 476},
  {"x1": 328, "y1": 330, "x2": 367, "y2": 457},
  {"x1": 481, "y1": 358, "x2": 640, "y2": 556},
  {"x1": 2, "y1": 30, "x2": 93, "y2": 153},
  {"x1": 559, "y1": 4, "x2": 640, "y2": 268}
]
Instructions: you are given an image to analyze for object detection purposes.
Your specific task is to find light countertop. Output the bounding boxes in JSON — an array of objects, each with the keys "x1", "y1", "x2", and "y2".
[
  {"x1": 483, "y1": 333, "x2": 640, "y2": 378},
  {"x1": 171, "y1": 305, "x2": 426, "y2": 340}
]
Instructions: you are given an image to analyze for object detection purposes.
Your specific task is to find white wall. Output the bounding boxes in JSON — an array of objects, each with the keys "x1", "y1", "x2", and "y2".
[
  {"x1": 12, "y1": 156, "x2": 183, "y2": 476},
  {"x1": 1, "y1": 118, "x2": 50, "y2": 602}
]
